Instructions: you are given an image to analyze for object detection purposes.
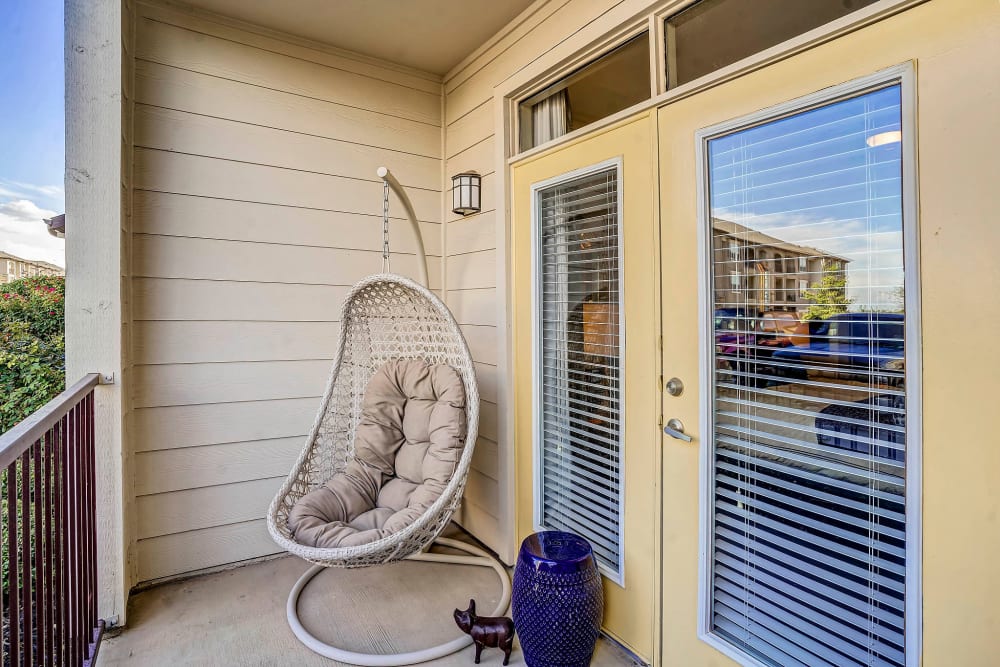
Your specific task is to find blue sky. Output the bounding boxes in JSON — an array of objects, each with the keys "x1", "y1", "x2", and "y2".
[
  {"x1": 709, "y1": 85, "x2": 904, "y2": 310},
  {"x1": 0, "y1": 0, "x2": 65, "y2": 266}
]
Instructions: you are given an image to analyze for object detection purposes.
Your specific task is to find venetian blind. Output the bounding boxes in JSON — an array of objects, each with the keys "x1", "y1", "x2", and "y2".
[
  {"x1": 707, "y1": 84, "x2": 909, "y2": 666},
  {"x1": 536, "y1": 166, "x2": 623, "y2": 576}
]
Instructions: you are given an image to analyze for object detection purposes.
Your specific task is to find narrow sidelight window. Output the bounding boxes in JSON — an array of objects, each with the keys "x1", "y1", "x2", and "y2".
[
  {"x1": 705, "y1": 81, "x2": 913, "y2": 666},
  {"x1": 534, "y1": 163, "x2": 624, "y2": 580}
]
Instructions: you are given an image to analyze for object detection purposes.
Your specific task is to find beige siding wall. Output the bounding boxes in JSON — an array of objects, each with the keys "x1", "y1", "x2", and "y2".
[
  {"x1": 127, "y1": 0, "x2": 658, "y2": 582},
  {"x1": 129, "y1": 2, "x2": 445, "y2": 584}
]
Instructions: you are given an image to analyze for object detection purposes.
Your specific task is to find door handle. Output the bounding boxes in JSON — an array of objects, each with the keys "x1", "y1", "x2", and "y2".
[{"x1": 663, "y1": 418, "x2": 693, "y2": 442}]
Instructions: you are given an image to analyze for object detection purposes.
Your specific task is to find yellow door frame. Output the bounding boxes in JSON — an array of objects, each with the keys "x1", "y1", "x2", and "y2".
[{"x1": 510, "y1": 111, "x2": 662, "y2": 664}]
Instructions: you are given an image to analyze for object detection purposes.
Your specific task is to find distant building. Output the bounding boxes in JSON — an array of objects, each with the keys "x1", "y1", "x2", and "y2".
[
  {"x1": 712, "y1": 218, "x2": 849, "y2": 314},
  {"x1": 0, "y1": 251, "x2": 64, "y2": 284}
]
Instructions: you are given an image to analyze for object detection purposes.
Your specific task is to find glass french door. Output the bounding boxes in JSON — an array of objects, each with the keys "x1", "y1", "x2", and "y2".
[{"x1": 659, "y1": 66, "x2": 918, "y2": 667}]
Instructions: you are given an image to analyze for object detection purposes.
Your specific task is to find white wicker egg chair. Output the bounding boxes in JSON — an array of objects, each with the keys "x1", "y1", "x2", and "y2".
[{"x1": 266, "y1": 169, "x2": 510, "y2": 666}]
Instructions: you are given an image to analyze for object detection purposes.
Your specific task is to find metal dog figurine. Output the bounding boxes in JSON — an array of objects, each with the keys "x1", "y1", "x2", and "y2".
[{"x1": 453, "y1": 599, "x2": 515, "y2": 665}]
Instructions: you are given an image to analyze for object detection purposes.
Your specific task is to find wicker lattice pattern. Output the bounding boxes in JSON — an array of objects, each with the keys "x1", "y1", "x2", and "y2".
[{"x1": 266, "y1": 274, "x2": 480, "y2": 568}]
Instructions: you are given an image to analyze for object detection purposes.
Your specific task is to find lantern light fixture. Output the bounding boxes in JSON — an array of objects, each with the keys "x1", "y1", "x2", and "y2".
[{"x1": 451, "y1": 172, "x2": 481, "y2": 216}]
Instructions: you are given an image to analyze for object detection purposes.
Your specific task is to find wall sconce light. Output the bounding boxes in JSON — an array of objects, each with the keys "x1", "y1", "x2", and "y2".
[{"x1": 451, "y1": 172, "x2": 481, "y2": 216}]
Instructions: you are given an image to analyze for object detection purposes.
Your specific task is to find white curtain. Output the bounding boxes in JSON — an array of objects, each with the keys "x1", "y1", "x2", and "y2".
[{"x1": 532, "y1": 89, "x2": 571, "y2": 147}]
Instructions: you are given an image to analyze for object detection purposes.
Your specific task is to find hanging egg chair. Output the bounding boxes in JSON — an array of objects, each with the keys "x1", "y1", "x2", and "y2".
[{"x1": 266, "y1": 168, "x2": 510, "y2": 666}]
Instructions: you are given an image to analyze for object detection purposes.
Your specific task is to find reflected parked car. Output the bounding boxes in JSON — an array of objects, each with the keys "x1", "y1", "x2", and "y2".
[
  {"x1": 771, "y1": 312, "x2": 905, "y2": 387},
  {"x1": 714, "y1": 308, "x2": 753, "y2": 344},
  {"x1": 714, "y1": 308, "x2": 755, "y2": 383},
  {"x1": 756, "y1": 311, "x2": 808, "y2": 349},
  {"x1": 716, "y1": 309, "x2": 812, "y2": 387}
]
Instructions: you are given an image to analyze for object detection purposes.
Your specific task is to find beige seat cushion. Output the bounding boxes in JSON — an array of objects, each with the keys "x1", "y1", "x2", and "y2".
[{"x1": 287, "y1": 359, "x2": 467, "y2": 548}]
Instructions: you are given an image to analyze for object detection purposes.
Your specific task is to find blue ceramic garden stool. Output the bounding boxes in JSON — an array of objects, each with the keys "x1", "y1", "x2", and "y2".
[{"x1": 511, "y1": 531, "x2": 604, "y2": 667}]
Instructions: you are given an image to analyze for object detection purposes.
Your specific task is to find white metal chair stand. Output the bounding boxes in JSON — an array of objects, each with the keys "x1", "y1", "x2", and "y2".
[{"x1": 287, "y1": 537, "x2": 512, "y2": 666}]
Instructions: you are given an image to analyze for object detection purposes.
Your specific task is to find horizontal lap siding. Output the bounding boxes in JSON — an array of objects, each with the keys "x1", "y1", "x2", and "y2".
[
  {"x1": 134, "y1": 60, "x2": 441, "y2": 158},
  {"x1": 135, "y1": 17, "x2": 440, "y2": 123},
  {"x1": 132, "y1": 190, "x2": 442, "y2": 256},
  {"x1": 136, "y1": 519, "x2": 276, "y2": 583},
  {"x1": 443, "y1": 0, "x2": 626, "y2": 561},
  {"x1": 133, "y1": 321, "x2": 341, "y2": 364},
  {"x1": 134, "y1": 438, "x2": 303, "y2": 495},
  {"x1": 130, "y1": 6, "x2": 445, "y2": 583},
  {"x1": 133, "y1": 399, "x2": 318, "y2": 452}
]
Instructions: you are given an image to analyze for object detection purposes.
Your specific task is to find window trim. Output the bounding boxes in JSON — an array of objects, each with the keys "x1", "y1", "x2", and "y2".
[
  {"x1": 530, "y1": 157, "x2": 627, "y2": 586},
  {"x1": 693, "y1": 63, "x2": 922, "y2": 667}
]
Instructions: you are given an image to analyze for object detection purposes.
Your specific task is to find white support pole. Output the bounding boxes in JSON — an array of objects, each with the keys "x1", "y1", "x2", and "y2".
[
  {"x1": 377, "y1": 167, "x2": 429, "y2": 288},
  {"x1": 65, "y1": 0, "x2": 129, "y2": 624}
]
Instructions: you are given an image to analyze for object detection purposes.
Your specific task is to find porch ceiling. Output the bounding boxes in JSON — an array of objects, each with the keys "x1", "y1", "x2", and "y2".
[{"x1": 179, "y1": 0, "x2": 537, "y2": 75}]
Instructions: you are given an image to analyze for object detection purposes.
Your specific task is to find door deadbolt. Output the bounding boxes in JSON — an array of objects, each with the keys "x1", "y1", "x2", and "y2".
[{"x1": 665, "y1": 377, "x2": 684, "y2": 397}]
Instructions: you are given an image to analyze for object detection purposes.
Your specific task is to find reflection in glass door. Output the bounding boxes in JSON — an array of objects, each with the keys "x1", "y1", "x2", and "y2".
[{"x1": 705, "y1": 83, "x2": 912, "y2": 666}]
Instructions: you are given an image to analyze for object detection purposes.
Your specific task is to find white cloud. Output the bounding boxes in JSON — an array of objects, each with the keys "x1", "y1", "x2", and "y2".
[
  {"x1": 0, "y1": 181, "x2": 64, "y2": 212},
  {"x1": 0, "y1": 198, "x2": 64, "y2": 267}
]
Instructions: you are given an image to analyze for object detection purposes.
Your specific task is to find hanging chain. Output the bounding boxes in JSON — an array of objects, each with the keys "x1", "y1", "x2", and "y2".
[{"x1": 381, "y1": 180, "x2": 391, "y2": 273}]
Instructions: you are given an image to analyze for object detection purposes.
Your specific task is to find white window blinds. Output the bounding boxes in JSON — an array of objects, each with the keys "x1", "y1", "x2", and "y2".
[
  {"x1": 706, "y1": 84, "x2": 910, "y2": 666},
  {"x1": 535, "y1": 165, "x2": 623, "y2": 577}
]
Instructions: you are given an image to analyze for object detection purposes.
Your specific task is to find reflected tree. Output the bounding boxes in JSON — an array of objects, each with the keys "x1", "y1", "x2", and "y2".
[{"x1": 801, "y1": 261, "x2": 852, "y2": 320}]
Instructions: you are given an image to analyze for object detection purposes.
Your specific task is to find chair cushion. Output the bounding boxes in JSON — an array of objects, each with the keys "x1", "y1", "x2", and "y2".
[{"x1": 287, "y1": 359, "x2": 467, "y2": 548}]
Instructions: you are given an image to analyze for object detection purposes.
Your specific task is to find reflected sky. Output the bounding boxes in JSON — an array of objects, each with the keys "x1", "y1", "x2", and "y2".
[{"x1": 709, "y1": 85, "x2": 903, "y2": 310}]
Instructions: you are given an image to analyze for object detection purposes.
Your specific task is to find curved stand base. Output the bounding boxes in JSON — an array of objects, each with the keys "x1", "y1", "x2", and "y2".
[{"x1": 287, "y1": 537, "x2": 512, "y2": 666}]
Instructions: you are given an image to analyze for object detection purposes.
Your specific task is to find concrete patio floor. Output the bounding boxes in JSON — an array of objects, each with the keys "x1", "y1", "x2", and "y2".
[{"x1": 98, "y1": 529, "x2": 642, "y2": 667}]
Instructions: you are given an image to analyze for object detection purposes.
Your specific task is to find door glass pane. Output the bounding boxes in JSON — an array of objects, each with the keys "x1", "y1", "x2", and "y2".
[
  {"x1": 536, "y1": 166, "x2": 623, "y2": 578},
  {"x1": 707, "y1": 84, "x2": 907, "y2": 666}
]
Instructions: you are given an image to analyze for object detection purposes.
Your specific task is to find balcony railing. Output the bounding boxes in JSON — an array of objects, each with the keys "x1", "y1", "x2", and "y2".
[{"x1": 0, "y1": 373, "x2": 103, "y2": 666}]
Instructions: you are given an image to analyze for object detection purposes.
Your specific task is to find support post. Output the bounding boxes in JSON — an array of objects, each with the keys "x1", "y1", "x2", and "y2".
[{"x1": 65, "y1": 0, "x2": 130, "y2": 624}]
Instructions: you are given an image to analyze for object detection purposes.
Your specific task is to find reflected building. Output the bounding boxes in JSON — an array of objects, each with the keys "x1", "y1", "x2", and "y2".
[{"x1": 711, "y1": 218, "x2": 848, "y2": 314}]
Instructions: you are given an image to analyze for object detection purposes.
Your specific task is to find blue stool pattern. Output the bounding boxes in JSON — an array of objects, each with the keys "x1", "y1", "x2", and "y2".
[{"x1": 511, "y1": 531, "x2": 604, "y2": 667}]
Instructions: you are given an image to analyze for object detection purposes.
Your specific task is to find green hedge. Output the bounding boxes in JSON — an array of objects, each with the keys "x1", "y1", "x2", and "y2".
[
  {"x1": 0, "y1": 276, "x2": 65, "y2": 596},
  {"x1": 1, "y1": 276, "x2": 65, "y2": 434}
]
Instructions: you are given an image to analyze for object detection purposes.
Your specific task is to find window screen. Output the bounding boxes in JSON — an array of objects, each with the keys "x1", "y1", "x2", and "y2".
[
  {"x1": 535, "y1": 165, "x2": 623, "y2": 577},
  {"x1": 707, "y1": 84, "x2": 909, "y2": 666}
]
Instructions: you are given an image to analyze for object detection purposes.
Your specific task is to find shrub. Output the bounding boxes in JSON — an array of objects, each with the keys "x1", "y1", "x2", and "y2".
[
  {"x1": 0, "y1": 276, "x2": 66, "y2": 433},
  {"x1": 0, "y1": 276, "x2": 64, "y2": 599}
]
